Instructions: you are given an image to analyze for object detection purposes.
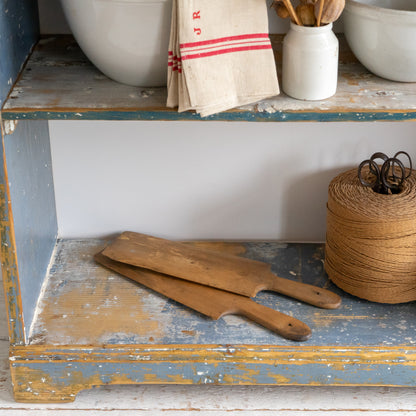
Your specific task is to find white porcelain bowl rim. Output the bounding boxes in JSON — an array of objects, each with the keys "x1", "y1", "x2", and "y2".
[{"x1": 345, "y1": 0, "x2": 416, "y2": 17}]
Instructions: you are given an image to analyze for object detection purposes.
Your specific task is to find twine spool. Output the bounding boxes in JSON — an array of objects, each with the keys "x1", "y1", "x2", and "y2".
[{"x1": 325, "y1": 166, "x2": 416, "y2": 303}]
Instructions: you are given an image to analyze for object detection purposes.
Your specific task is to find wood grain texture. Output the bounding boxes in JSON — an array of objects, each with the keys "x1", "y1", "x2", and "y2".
[
  {"x1": 0, "y1": 122, "x2": 25, "y2": 345},
  {"x1": 102, "y1": 231, "x2": 341, "y2": 309},
  {"x1": 29, "y1": 239, "x2": 416, "y2": 348},
  {"x1": 3, "y1": 120, "x2": 58, "y2": 343},
  {"x1": 4, "y1": 238, "x2": 413, "y2": 402},
  {"x1": 1, "y1": 268, "x2": 416, "y2": 412},
  {"x1": 9, "y1": 342, "x2": 416, "y2": 402},
  {"x1": 0, "y1": 0, "x2": 41, "y2": 346},
  {"x1": 95, "y1": 252, "x2": 312, "y2": 342},
  {"x1": 2, "y1": 35, "x2": 416, "y2": 122}
]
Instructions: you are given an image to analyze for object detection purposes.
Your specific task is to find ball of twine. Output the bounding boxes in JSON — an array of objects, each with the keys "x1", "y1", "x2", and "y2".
[{"x1": 325, "y1": 166, "x2": 416, "y2": 303}]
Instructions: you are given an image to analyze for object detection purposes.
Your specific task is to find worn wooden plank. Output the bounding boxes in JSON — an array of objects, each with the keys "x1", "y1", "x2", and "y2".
[
  {"x1": 3, "y1": 238, "x2": 412, "y2": 401},
  {"x1": 8, "y1": 275, "x2": 416, "y2": 410},
  {"x1": 1, "y1": 263, "x2": 416, "y2": 408},
  {"x1": 2, "y1": 35, "x2": 416, "y2": 122},
  {"x1": 0, "y1": 0, "x2": 41, "y2": 346},
  {"x1": 0, "y1": 124, "x2": 25, "y2": 345},
  {"x1": 29, "y1": 239, "x2": 416, "y2": 348},
  {"x1": 2, "y1": 120, "x2": 58, "y2": 344},
  {"x1": 9, "y1": 342, "x2": 416, "y2": 402},
  {"x1": 1, "y1": 294, "x2": 416, "y2": 412}
]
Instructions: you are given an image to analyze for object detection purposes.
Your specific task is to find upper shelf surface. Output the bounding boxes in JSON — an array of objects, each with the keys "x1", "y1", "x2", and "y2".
[{"x1": 2, "y1": 35, "x2": 416, "y2": 122}]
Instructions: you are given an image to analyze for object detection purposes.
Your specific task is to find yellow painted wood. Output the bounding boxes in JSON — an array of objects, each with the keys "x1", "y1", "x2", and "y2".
[
  {"x1": 29, "y1": 239, "x2": 249, "y2": 345},
  {"x1": 9, "y1": 342, "x2": 416, "y2": 403},
  {"x1": 0, "y1": 124, "x2": 26, "y2": 344},
  {"x1": 6, "y1": 238, "x2": 412, "y2": 403}
]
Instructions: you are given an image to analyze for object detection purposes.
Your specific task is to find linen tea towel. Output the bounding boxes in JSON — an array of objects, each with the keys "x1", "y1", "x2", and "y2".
[{"x1": 167, "y1": 0, "x2": 280, "y2": 117}]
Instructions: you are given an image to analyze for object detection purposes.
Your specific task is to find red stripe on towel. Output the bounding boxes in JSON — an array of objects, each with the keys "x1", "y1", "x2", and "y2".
[
  {"x1": 180, "y1": 33, "x2": 269, "y2": 49},
  {"x1": 181, "y1": 44, "x2": 272, "y2": 61},
  {"x1": 181, "y1": 39, "x2": 270, "y2": 55}
]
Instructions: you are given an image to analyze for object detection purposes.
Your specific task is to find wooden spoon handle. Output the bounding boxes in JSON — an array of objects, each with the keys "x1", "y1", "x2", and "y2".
[
  {"x1": 265, "y1": 275, "x2": 341, "y2": 309},
  {"x1": 316, "y1": 0, "x2": 325, "y2": 26},
  {"x1": 233, "y1": 296, "x2": 311, "y2": 342},
  {"x1": 282, "y1": 0, "x2": 302, "y2": 26}
]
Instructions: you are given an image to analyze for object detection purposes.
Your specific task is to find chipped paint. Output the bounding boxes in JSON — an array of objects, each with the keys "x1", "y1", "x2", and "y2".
[
  {"x1": 266, "y1": 372, "x2": 291, "y2": 384},
  {"x1": 2, "y1": 120, "x2": 58, "y2": 343},
  {"x1": 8, "y1": 343, "x2": 416, "y2": 402},
  {"x1": 1, "y1": 29, "x2": 416, "y2": 402},
  {"x1": 25, "y1": 239, "x2": 416, "y2": 350},
  {"x1": 311, "y1": 312, "x2": 386, "y2": 328},
  {"x1": 2, "y1": 36, "x2": 416, "y2": 122},
  {"x1": 0, "y1": 0, "x2": 39, "y2": 107},
  {"x1": 3, "y1": 120, "x2": 18, "y2": 135},
  {"x1": 1, "y1": 238, "x2": 415, "y2": 401},
  {"x1": 0, "y1": 155, "x2": 25, "y2": 345}
]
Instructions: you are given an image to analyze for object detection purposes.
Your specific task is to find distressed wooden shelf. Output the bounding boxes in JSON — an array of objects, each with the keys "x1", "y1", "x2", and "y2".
[
  {"x1": 9, "y1": 238, "x2": 416, "y2": 402},
  {"x1": 2, "y1": 35, "x2": 416, "y2": 122},
  {"x1": 2, "y1": 28, "x2": 416, "y2": 404}
]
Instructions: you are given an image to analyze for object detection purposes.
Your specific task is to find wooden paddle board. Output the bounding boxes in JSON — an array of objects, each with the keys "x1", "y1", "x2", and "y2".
[
  {"x1": 102, "y1": 232, "x2": 341, "y2": 309},
  {"x1": 95, "y1": 252, "x2": 312, "y2": 342}
]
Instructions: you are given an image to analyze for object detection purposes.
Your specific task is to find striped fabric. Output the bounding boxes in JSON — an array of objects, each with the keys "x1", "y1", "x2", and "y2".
[
  {"x1": 166, "y1": 0, "x2": 280, "y2": 117},
  {"x1": 179, "y1": 33, "x2": 272, "y2": 61}
]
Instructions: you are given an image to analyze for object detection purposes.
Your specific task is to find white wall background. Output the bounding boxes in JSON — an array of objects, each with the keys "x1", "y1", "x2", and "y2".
[{"x1": 41, "y1": 0, "x2": 414, "y2": 242}]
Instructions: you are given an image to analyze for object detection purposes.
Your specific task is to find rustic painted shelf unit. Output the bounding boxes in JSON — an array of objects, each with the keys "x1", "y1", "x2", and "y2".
[
  {"x1": 3, "y1": 35, "x2": 416, "y2": 123},
  {"x1": 1, "y1": 12, "x2": 416, "y2": 403}
]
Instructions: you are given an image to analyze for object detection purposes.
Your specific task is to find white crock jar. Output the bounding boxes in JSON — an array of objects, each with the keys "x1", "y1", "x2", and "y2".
[{"x1": 282, "y1": 22, "x2": 339, "y2": 100}]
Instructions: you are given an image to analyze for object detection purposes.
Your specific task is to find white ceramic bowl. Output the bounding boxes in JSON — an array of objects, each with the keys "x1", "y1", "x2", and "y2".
[
  {"x1": 60, "y1": 0, "x2": 172, "y2": 86},
  {"x1": 343, "y1": 0, "x2": 416, "y2": 82}
]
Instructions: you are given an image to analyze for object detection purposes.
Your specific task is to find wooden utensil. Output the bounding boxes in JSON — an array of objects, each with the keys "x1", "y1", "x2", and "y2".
[
  {"x1": 316, "y1": 0, "x2": 325, "y2": 26},
  {"x1": 296, "y1": 3, "x2": 316, "y2": 26},
  {"x1": 95, "y1": 252, "x2": 312, "y2": 342},
  {"x1": 273, "y1": 1, "x2": 291, "y2": 20},
  {"x1": 315, "y1": 0, "x2": 345, "y2": 26},
  {"x1": 102, "y1": 232, "x2": 341, "y2": 309},
  {"x1": 282, "y1": 0, "x2": 303, "y2": 26}
]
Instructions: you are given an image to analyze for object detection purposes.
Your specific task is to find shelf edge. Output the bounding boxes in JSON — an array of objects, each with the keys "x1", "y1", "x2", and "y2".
[{"x1": 2, "y1": 109, "x2": 416, "y2": 122}]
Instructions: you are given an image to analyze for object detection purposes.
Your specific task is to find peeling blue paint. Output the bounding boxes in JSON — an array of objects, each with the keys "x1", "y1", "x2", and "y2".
[
  {"x1": 0, "y1": 0, "x2": 40, "y2": 345},
  {"x1": 10, "y1": 351, "x2": 416, "y2": 387},
  {"x1": 3, "y1": 120, "x2": 58, "y2": 342},
  {"x1": 34, "y1": 240, "x2": 416, "y2": 348},
  {"x1": 0, "y1": 0, "x2": 39, "y2": 106},
  {"x1": 0, "y1": 144, "x2": 25, "y2": 345},
  {"x1": 2, "y1": 110, "x2": 416, "y2": 122}
]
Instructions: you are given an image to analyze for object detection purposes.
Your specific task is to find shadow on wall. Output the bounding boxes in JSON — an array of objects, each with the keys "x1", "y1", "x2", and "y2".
[
  {"x1": 189, "y1": 157, "x2": 353, "y2": 242},
  {"x1": 36, "y1": 0, "x2": 344, "y2": 36},
  {"x1": 280, "y1": 166, "x2": 354, "y2": 242},
  {"x1": 37, "y1": 0, "x2": 71, "y2": 34}
]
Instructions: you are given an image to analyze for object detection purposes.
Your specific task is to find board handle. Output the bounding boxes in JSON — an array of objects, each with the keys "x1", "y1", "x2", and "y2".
[
  {"x1": 230, "y1": 297, "x2": 312, "y2": 342},
  {"x1": 265, "y1": 275, "x2": 342, "y2": 309}
]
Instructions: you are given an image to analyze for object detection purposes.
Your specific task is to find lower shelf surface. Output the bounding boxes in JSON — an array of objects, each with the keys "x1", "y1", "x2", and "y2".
[
  {"x1": 30, "y1": 238, "x2": 416, "y2": 347},
  {"x1": 9, "y1": 238, "x2": 416, "y2": 402}
]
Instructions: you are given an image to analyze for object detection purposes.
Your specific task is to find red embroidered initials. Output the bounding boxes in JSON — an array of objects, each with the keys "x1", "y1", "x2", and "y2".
[{"x1": 193, "y1": 10, "x2": 201, "y2": 35}]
